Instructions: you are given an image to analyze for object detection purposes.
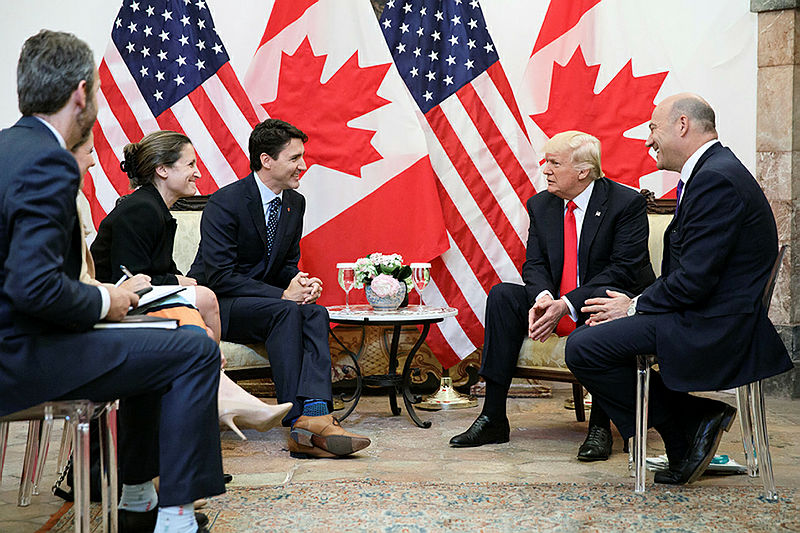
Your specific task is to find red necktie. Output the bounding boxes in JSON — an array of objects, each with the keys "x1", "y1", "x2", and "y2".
[{"x1": 555, "y1": 200, "x2": 577, "y2": 336}]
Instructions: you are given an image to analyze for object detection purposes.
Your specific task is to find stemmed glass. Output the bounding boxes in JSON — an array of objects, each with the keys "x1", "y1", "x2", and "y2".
[
  {"x1": 336, "y1": 263, "x2": 356, "y2": 312},
  {"x1": 410, "y1": 263, "x2": 431, "y2": 313}
]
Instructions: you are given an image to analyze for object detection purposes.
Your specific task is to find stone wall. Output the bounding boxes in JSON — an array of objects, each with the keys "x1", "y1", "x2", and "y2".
[{"x1": 752, "y1": 1, "x2": 800, "y2": 397}]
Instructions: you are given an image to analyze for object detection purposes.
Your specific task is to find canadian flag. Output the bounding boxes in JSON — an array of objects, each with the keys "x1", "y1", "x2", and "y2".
[
  {"x1": 244, "y1": 1, "x2": 449, "y2": 310},
  {"x1": 514, "y1": 0, "x2": 757, "y2": 197}
]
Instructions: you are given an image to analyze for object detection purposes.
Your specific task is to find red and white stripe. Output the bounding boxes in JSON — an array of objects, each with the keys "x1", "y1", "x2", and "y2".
[
  {"x1": 420, "y1": 62, "x2": 545, "y2": 366},
  {"x1": 86, "y1": 41, "x2": 265, "y2": 229}
]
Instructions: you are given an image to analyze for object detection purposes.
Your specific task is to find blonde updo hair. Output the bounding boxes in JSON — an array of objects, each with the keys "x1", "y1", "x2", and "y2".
[
  {"x1": 120, "y1": 130, "x2": 192, "y2": 188},
  {"x1": 542, "y1": 131, "x2": 604, "y2": 180}
]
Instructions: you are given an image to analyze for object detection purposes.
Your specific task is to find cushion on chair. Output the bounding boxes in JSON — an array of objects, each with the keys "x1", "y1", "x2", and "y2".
[
  {"x1": 172, "y1": 211, "x2": 202, "y2": 275},
  {"x1": 517, "y1": 335, "x2": 569, "y2": 369},
  {"x1": 220, "y1": 341, "x2": 270, "y2": 370}
]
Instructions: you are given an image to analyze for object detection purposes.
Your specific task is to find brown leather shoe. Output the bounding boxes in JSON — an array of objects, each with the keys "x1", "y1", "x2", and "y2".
[
  {"x1": 290, "y1": 414, "x2": 371, "y2": 456},
  {"x1": 288, "y1": 437, "x2": 338, "y2": 459}
]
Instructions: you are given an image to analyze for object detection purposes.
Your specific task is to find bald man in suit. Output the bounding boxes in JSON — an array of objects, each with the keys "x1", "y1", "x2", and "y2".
[{"x1": 567, "y1": 94, "x2": 792, "y2": 484}]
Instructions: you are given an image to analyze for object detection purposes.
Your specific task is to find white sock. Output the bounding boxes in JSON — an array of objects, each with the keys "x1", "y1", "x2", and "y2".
[
  {"x1": 119, "y1": 481, "x2": 158, "y2": 513},
  {"x1": 154, "y1": 504, "x2": 198, "y2": 533}
]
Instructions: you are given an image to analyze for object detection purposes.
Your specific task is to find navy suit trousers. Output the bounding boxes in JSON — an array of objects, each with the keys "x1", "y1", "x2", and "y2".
[
  {"x1": 565, "y1": 315, "x2": 690, "y2": 439},
  {"x1": 221, "y1": 297, "x2": 333, "y2": 424},
  {"x1": 55, "y1": 327, "x2": 225, "y2": 507}
]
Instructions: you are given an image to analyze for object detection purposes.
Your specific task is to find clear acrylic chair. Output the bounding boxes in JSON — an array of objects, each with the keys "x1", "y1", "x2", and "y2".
[
  {"x1": 0, "y1": 400, "x2": 119, "y2": 532},
  {"x1": 632, "y1": 245, "x2": 786, "y2": 499}
]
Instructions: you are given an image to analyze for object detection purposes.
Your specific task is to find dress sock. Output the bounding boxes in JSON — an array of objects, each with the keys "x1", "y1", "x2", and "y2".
[
  {"x1": 154, "y1": 504, "x2": 197, "y2": 533},
  {"x1": 119, "y1": 481, "x2": 158, "y2": 513},
  {"x1": 588, "y1": 404, "x2": 611, "y2": 431},
  {"x1": 480, "y1": 378, "x2": 509, "y2": 421}
]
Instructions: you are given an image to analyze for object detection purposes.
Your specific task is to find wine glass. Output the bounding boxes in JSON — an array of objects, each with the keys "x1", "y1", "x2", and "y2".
[
  {"x1": 410, "y1": 263, "x2": 431, "y2": 312},
  {"x1": 336, "y1": 263, "x2": 356, "y2": 312}
]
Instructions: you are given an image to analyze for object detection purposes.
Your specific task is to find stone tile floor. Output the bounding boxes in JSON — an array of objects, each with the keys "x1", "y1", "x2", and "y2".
[{"x1": 1, "y1": 387, "x2": 798, "y2": 532}]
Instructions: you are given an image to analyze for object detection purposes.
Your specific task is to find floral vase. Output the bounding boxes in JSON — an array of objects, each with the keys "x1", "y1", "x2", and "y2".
[{"x1": 365, "y1": 282, "x2": 407, "y2": 311}]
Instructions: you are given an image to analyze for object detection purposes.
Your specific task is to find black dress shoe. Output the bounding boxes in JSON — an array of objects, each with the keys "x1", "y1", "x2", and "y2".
[
  {"x1": 119, "y1": 508, "x2": 157, "y2": 533},
  {"x1": 223, "y1": 473, "x2": 233, "y2": 484},
  {"x1": 577, "y1": 424, "x2": 612, "y2": 461},
  {"x1": 449, "y1": 414, "x2": 510, "y2": 447},
  {"x1": 654, "y1": 400, "x2": 736, "y2": 485}
]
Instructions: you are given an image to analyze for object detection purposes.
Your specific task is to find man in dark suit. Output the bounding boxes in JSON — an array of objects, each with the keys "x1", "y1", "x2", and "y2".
[
  {"x1": 450, "y1": 131, "x2": 654, "y2": 461},
  {"x1": 567, "y1": 93, "x2": 793, "y2": 484},
  {"x1": 0, "y1": 30, "x2": 222, "y2": 532},
  {"x1": 189, "y1": 119, "x2": 370, "y2": 459}
]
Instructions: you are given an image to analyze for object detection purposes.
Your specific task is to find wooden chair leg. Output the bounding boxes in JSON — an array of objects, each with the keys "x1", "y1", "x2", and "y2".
[{"x1": 572, "y1": 384, "x2": 585, "y2": 422}]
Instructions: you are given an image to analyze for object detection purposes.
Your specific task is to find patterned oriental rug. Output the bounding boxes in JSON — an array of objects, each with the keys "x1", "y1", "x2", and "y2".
[{"x1": 48, "y1": 479, "x2": 799, "y2": 532}]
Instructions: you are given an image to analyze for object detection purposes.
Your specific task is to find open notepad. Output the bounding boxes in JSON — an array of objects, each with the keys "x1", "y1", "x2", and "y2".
[
  {"x1": 135, "y1": 285, "x2": 187, "y2": 309},
  {"x1": 94, "y1": 314, "x2": 178, "y2": 329}
]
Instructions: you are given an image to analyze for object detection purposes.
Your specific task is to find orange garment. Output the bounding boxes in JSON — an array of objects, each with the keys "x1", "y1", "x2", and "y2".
[{"x1": 147, "y1": 306, "x2": 207, "y2": 330}]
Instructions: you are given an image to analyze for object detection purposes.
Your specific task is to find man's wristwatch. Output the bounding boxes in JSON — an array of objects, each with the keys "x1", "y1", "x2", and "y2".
[{"x1": 626, "y1": 299, "x2": 637, "y2": 317}]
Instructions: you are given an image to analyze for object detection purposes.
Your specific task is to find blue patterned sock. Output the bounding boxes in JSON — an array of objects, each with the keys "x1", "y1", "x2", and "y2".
[{"x1": 302, "y1": 399, "x2": 329, "y2": 417}]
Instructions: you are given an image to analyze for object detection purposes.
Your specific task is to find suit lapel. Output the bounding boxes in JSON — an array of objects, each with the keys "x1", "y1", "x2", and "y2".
[
  {"x1": 244, "y1": 174, "x2": 269, "y2": 246},
  {"x1": 662, "y1": 142, "x2": 722, "y2": 270},
  {"x1": 544, "y1": 194, "x2": 564, "y2": 281},
  {"x1": 579, "y1": 179, "x2": 608, "y2": 283}
]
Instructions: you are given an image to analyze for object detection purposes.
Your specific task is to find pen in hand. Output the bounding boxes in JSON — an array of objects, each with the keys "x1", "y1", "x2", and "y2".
[{"x1": 115, "y1": 265, "x2": 135, "y2": 287}]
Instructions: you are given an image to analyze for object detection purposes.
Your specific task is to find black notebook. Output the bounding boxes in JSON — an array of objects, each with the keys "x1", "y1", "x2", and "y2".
[{"x1": 94, "y1": 314, "x2": 179, "y2": 330}]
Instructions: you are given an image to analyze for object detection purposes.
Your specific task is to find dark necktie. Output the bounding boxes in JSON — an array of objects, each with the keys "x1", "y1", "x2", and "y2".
[
  {"x1": 675, "y1": 179, "x2": 684, "y2": 214},
  {"x1": 265, "y1": 197, "x2": 281, "y2": 255},
  {"x1": 555, "y1": 200, "x2": 578, "y2": 337}
]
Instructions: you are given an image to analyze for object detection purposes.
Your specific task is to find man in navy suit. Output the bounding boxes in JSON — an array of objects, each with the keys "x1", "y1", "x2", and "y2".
[
  {"x1": 189, "y1": 119, "x2": 370, "y2": 459},
  {"x1": 567, "y1": 93, "x2": 793, "y2": 484},
  {"x1": 450, "y1": 131, "x2": 654, "y2": 460},
  {"x1": 0, "y1": 30, "x2": 223, "y2": 532}
]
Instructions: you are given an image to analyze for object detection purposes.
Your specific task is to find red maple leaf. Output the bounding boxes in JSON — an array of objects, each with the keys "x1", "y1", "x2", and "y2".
[
  {"x1": 261, "y1": 37, "x2": 391, "y2": 177},
  {"x1": 530, "y1": 46, "x2": 667, "y2": 190}
]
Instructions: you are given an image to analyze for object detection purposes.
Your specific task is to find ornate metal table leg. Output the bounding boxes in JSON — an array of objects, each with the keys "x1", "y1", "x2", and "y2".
[
  {"x1": 388, "y1": 324, "x2": 402, "y2": 416},
  {"x1": 329, "y1": 326, "x2": 365, "y2": 422},
  {"x1": 401, "y1": 323, "x2": 432, "y2": 428}
]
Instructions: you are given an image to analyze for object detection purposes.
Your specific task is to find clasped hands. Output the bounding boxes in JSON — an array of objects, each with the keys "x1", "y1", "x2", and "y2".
[
  {"x1": 527, "y1": 289, "x2": 632, "y2": 340},
  {"x1": 527, "y1": 293, "x2": 568, "y2": 342},
  {"x1": 282, "y1": 272, "x2": 323, "y2": 304}
]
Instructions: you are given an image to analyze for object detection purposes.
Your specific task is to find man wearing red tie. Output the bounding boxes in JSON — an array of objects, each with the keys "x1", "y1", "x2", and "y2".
[{"x1": 451, "y1": 131, "x2": 655, "y2": 461}]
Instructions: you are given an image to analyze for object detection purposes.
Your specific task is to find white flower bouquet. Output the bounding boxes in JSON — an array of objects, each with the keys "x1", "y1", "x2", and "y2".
[{"x1": 353, "y1": 252, "x2": 413, "y2": 293}]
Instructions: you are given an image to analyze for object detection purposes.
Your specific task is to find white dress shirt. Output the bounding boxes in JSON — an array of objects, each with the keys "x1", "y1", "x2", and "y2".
[{"x1": 255, "y1": 174, "x2": 283, "y2": 225}]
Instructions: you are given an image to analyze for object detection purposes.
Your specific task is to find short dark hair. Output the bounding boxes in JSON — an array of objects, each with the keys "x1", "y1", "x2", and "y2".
[
  {"x1": 249, "y1": 119, "x2": 308, "y2": 172},
  {"x1": 121, "y1": 130, "x2": 192, "y2": 188},
  {"x1": 17, "y1": 30, "x2": 95, "y2": 116}
]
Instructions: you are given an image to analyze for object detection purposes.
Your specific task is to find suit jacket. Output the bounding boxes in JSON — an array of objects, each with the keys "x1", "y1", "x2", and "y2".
[
  {"x1": 0, "y1": 117, "x2": 127, "y2": 415},
  {"x1": 636, "y1": 142, "x2": 792, "y2": 391},
  {"x1": 188, "y1": 173, "x2": 303, "y2": 320},
  {"x1": 91, "y1": 183, "x2": 181, "y2": 284},
  {"x1": 522, "y1": 177, "x2": 655, "y2": 325}
]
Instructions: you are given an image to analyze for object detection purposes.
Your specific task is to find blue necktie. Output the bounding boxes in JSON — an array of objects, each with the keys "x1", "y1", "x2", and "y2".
[
  {"x1": 265, "y1": 197, "x2": 281, "y2": 255},
  {"x1": 675, "y1": 180, "x2": 684, "y2": 214}
]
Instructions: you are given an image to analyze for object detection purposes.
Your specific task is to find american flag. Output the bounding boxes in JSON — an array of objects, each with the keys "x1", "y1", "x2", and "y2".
[
  {"x1": 85, "y1": 0, "x2": 261, "y2": 229},
  {"x1": 380, "y1": 0, "x2": 544, "y2": 365}
]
